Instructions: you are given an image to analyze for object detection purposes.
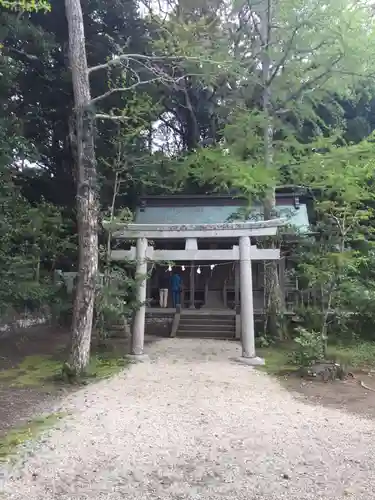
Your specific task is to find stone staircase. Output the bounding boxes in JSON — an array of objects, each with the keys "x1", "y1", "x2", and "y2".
[{"x1": 177, "y1": 312, "x2": 236, "y2": 339}]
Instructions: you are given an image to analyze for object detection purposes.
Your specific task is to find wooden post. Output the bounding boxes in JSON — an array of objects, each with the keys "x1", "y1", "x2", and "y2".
[
  {"x1": 279, "y1": 255, "x2": 286, "y2": 307},
  {"x1": 189, "y1": 261, "x2": 195, "y2": 309},
  {"x1": 234, "y1": 262, "x2": 240, "y2": 309},
  {"x1": 171, "y1": 304, "x2": 181, "y2": 337},
  {"x1": 146, "y1": 263, "x2": 151, "y2": 307}
]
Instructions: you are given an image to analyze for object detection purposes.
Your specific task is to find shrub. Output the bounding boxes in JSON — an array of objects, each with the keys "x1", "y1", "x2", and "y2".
[
  {"x1": 95, "y1": 267, "x2": 137, "y2": 341},
  {"x1": 291, "y1": 327, "x2": 324, "y2": 367}
]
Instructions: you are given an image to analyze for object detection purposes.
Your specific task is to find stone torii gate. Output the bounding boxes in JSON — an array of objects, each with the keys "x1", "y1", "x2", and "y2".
[{"x1": 110, "y1": 219, "x2": 284, "y2": 365}]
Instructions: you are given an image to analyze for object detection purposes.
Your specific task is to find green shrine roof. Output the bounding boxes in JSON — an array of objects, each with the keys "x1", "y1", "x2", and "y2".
[{"x1": 135, "y1": 203, "x2": 310, "y2": 232}]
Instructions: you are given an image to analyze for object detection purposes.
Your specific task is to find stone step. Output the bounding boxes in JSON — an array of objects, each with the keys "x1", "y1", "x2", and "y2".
[
  {"x1": 177, "y1": 329, "x2": 235, "y2": 339},
  {"x1": 180, "y1": 316, "x2": 235, "y2": 324},
  {"x1": 179, "y1": 324, "x2": 234, "y2": 331},
  {"x1": 176, "y1": 310, "x2": 236, "y2": 339},
  {"x1": 178, "y1": 323, "x2": 235, "y2": 332}
]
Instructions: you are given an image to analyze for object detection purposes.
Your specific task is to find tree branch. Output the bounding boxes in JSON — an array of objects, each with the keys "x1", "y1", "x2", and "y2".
[
  {"x1": 90, "y1": 78, "x2": 164, "y2": 105},
  {"x1": 267, "y1": 24, "x2": 300, "y2": 85},
  {"x1": 88, "y1": 53, "x2": 229, "y2": 75},
  {"x1": 279, "y1": 55, "x2": 343, "y2": 107},
  {"x1": 95, "y1": 114, "x2": 130, "y2": 122},
  {"x1": 3, "y1": 45, "x2": 39, "y2": 62},
  {"x1": 158, "y1": 113, "x2": 183, "y2": 136},
  {"x1": 249, "y1": 8, "x2": 263, "y2": 46},
  {"x1": 90, "y1": 73, "x2": 204, "y2": 106}
]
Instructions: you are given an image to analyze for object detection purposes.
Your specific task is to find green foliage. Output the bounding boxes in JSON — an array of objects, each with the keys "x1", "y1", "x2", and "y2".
[
  {"x1": 176, "y1": 147, "x2": 275, "y2": 198},
  {"x1": 268, "y1": 0, "x2": 375, "y2": 103},
  {"x1": 0, "y1": 180, "x2": 72, "y2": 315},
  {"x1": 291, "y1": 327, "x2": 324, "y2": 367},
  {"x1": 0, "y1": 0, "x2": 50, "y2": 12},
  {"x1": 160, "y1": 0, "x2": 375, "y2": 205},
  {"x1": 95, "y1": 267, "x2": 137, "y2": 340},
  {"x1": 259, "y1": 340, "x2": 375, "y2": 375},
  {"x1": 0, "y1": 47, "x2": 75, "y2": 317},
  {"x1": 256, "y1": 334, "x2": 274, "y2": 348},
  {"x1": 292, "y1": 150, "x2": 375, "y2": 343},
  {"x1": 332, "y1": 251, "x2": 375, "y2": 340},
  {"x1": 327, "y1": 342, "x2": 375, "y2": 369},
  {"x1": 293, "y1": 243, "x2": 375, "y2": 344}
]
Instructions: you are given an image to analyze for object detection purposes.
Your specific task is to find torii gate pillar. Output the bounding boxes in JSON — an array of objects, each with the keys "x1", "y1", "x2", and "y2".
[
  {"x1": 236, "y1": 236, "x2": 265, "y2": 366},
  {"x1": 129, "y1": 237, "x2": 149, "y2": 361}
]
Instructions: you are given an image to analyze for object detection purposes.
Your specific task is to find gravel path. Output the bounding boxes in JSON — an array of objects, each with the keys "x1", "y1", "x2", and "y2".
[{"x1": 1, "y1": 338, "x2": 374, "y2": 499}]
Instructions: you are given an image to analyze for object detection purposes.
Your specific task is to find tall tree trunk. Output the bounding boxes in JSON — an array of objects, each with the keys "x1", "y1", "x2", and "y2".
[
  {"x1": 65, "y1": 0, "x2": 98, "y2": 375},
  {"x1": 259, "y1": 0, "x2": 285, "y2": 339}
]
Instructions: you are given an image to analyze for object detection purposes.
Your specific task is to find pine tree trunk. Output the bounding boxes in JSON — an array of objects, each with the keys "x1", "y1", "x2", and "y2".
[
  {"x1": 65, "y1": 0, "x2": 98, "y2": 375},
  {"x1": 259, "y1": 0, "x2": 285, "y2": 339}
]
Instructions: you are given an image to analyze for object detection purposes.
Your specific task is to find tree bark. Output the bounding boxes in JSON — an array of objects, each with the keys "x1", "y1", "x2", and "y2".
[
  {"x1": 259, "y1": 0, "x2": 285, "y2": 339},
  {"x1": 65, "y1": 0, "x2": 98, "y2": 375}
]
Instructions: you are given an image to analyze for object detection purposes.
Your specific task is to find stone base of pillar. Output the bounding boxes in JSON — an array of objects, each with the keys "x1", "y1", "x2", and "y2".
[
  {"x1": 233, "y1": 356, "x2": 265, "y2": 366},
  {"x1": 127, "y1": 354, "x2": 150, "y2": 363}
]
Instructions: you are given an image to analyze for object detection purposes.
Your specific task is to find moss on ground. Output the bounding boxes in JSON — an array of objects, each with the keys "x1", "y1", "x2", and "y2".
[
  {"x1": 0, "y1": 355, "x2": 63, "y2": 387},
  {"x1": 0, "y1": 412, "x2": 65, "y2": 461},
  {"x1": 84, "y1": 351, "x2": 129, "y2": 380},
  {"x1": 0, "y1": 350, "x2": 129, "y2": 388}
]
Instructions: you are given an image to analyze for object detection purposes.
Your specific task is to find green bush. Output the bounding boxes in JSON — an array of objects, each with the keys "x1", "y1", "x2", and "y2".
[
  {"x1": 291, "y1": 327, "x2": 324, "y2": 367},
  {"x1": 95, "y1": 266, "x2": 138, "y2": 340}
]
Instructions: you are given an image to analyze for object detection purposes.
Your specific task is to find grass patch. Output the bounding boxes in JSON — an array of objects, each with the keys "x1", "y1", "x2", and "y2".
[
  {"x1": 257, "y1": 342, "x2": 297, "y2": 375},
  {"x1": 257, "y1": 340, "x2": 375, "y2": 375},
  {"x1": 326, "y1": 341, "x2": 375, "y2": 369},
  {"x1": 0, "y1": 412, "x2": 65, "y2": 461},
  {"x1": 0, "y1": 349, "x2": 129, "y2": 388}
]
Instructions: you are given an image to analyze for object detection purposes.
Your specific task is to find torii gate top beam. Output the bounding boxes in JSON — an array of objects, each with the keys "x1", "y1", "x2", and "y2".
[{"x1": 108, "y1": 219, "x2": 285, "y2": 240}]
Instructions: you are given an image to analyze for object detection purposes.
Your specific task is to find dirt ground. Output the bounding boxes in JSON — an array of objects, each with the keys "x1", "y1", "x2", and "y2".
[
  {"x1": 1, "y1": 328, "x2": 375, "y2": 439},
  {"x1": 281, "y1": 371, "x2": 375, "y2": 419}
]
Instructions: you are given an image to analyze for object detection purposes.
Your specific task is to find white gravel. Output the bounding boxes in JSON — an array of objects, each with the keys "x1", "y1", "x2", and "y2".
[{"x1": 1, "y1": 338, "x2": 375, "y2": 499}]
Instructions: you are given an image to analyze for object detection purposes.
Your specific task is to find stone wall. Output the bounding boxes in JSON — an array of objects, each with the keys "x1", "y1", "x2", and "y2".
[
  {"x1": 145, "y1": 313, "x2": 173, "y2": 336},
  {"x1": 0, "y1": 311, "x2": 48, "y2": 339}
]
